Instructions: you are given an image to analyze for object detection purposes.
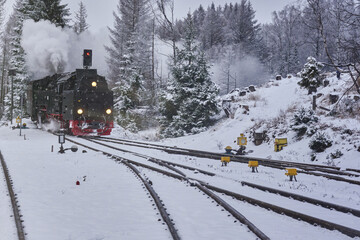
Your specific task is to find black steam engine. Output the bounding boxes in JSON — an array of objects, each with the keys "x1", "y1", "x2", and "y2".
[{"x1": 27, "y1": 50, "x2": 114, "y2": 135}]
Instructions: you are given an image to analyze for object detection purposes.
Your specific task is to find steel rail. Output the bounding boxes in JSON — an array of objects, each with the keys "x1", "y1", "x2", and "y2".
[
  {"x1": 0, "y1": 151, "x2": 26, "y2": 240},
  {"x1": 71, "y1": 137, "x2": 360, "y2": 239},
  {"x1": 92, "y1": 137, "x2": 360, "y2": 185},
  {"x1": 70, "y1": 137, "x2": 270, "y2": 240},
  {"x1": 196, "y1": 183, "x2": 270, "y2": 240},
  {"x1": 241, "y1": 181, "x2": 360, "y2": 217},
  {"x1": 88, "y1": 138, "x2": 216, "y2": 176},
  {"x1": 346, "y1": 168, "x2": 360, "y2": 174},
  {"x1": 162, "y1": 148, "x2": 360, "y2": 185},
  {"x1": 65, "y1": 138, "x2": 181, "y2": 240},
  {"x1": 205, "y1": 184, "x2": 360, "y2": 238},
  {"x1": 85, "y1": 137, "x2": 360, "y2": 218},
  {"x1": 95, "y1": 136, "x2": 344, "y2": 171},
  {"x1": 122, "y1": 160, "x2": 181, "y2": 240}
]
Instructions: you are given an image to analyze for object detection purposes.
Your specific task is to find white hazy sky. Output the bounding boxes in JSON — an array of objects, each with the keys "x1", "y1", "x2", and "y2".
[
  {"x1": 3, "y1": 0, "x2": 298, "y2": 32},
  {"x1": 61, "y1": 0, "x2": 297, "y2": 32}
]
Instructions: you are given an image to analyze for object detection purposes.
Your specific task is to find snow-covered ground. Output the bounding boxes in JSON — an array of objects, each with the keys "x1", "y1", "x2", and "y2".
[
  {"x1": 0, "y1": 126, "x2": 173, "y2": 240},
  {"x1": 1, "y1": 73, "x2": 359, "y2": 239},
  {"x1": 130, "y1": 73, "x2": 360, "y2": 170}
]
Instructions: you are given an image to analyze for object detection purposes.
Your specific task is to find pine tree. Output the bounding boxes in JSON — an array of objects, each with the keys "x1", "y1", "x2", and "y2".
[
  {"x1": 193, "y1": 5, "x2": 205, "y2": 37},
  {"x1": 106, "y1": 0, "x2": 152, "y2": 131},
  {"x1": 2, "y1": 0, "x2": 31, "y2": 121},
  {"x1": 23, "y1": 0, "x2": 70, "y2": 27},
  {"x1": 200, "y1": 3, "x2": 224, "y2": 50},
  {"x1": 160, "y1": 14, "x2": 219, "y2": 137},
  {"x1": 228, "y1": 0, "x2": 260, "y2": 54},
  {"x1": 73, "y1": 1, "x2": 89, "y2": 34},
  {"x1": 0, "y1": 0, "x2": 7, "y2": 115},
  {"x1": 297, "y1": 56, "x2": 324, "y2": 89}
]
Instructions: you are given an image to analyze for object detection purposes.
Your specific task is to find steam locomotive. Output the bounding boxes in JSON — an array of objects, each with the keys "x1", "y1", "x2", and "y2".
[{"x1": 27, "y1": 50, "x2": 114, "y2": 135}]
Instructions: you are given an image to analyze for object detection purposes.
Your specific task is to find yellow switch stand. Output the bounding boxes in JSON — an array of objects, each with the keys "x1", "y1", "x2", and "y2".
[
  {"x1": 248, "y1": 161, "x2": 258, "y2": 173},
  {"x1": 221, "y1": 156, "x2": 230, "y2": 166},
  {"x1": 285, "y1": 168, "x2": 297, "y2": 181}
]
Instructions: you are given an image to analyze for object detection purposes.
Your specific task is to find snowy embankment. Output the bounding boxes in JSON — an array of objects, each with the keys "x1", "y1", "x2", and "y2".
[{"x1": 149, "y1": 74, "x2": 360, "y2": 170}]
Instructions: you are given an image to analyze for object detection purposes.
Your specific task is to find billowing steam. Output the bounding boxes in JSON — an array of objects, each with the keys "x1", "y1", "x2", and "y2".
[
  {"x1": 21, "y1": 20, "x2": 109, "y2": 79},
  {"x1": 212, "y1": 55, "x2": 270, "y2": 95}
]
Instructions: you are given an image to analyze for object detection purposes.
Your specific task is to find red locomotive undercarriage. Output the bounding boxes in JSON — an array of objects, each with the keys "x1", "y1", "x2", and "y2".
[
  {"x1": 42, "y1": 111, "x2": 113, "y2": 136},
  {"x1": 69, "y1": 119, "x2": 113, "y2": 136}
]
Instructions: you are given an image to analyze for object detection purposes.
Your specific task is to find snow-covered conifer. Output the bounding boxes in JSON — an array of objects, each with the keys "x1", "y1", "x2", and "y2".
[
  {"x1": 297, "y1": 56, "x2": 324, "y2": 89},
  {"x1": 160, "y1": 14, "x2": 219, "y2": 137},
  {"x1": 193, "y1": 5, "x2": 205, "y2": 37},
  {"x1": 0, "y1": 0, "x2": 7, "y2": 114},
  {"x1": 23, "y1": 0, "x2": 70, "y2": 27},
  {"x1": 73, "y1": 1, "x2": 89, "y2": 34},
  {"x1": 228, "y1": 0, "x2": 260, "y2": 54},
  {"x1": 309, "y1": 132, "x2": 333, "y2": 152},
  {"x1": 201, "y1": 3, "x2": 225, "y2": 50},
  {"x1": 2, "y1": 0, "x2": 31, "y2": 121},
  {"x1": 106, "y1": 0, "x2": 152, "y2": 131},
  {"x1": 291, "y1": 107, "x2": 318, "y2": 138}
]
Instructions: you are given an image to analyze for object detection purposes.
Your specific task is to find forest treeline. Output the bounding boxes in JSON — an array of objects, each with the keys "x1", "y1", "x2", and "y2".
[{"x1": 0, "y1": 0, "x2": 359, "y2": 136}]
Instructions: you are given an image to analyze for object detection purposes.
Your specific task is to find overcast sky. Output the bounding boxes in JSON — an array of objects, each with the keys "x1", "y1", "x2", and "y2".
[{"x1": 62, "y1": 0, "x2": 297, "y2": 32}]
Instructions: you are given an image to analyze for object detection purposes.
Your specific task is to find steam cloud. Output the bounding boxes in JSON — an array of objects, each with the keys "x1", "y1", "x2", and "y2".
[
  {"x1": 212, "y1": 55, "x2": 270, "y2": 95},
  {"x1": 21, "y1": 20, "x2": 109, "y2": 79}
]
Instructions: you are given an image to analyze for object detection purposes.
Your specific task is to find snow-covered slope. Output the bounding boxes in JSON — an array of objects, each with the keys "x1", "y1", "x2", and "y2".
[{"x1": 131, "y1": 73, "x2": 360, "y2": 170}]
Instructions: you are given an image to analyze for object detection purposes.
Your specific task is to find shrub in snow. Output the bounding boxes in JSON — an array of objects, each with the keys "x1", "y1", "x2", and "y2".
[
  {"x1": 291, "y1": 108, "x2": 318, "y2": 138},
  {"x1": 309, "y1": 132, "x2": 333, "y2": 152},
  {"x1": 330, "y1": 150, "x2": 343, "y2": 159},
  {"x1": 310, "y1": 153, "x2": 317, "y2": 161},
  {"x1": 342, "y1": 129, "x2": 353, "y2": 135},
  {"x1": 297, "y1": 56, "x2": 324, "y2": 90},
  {"x1": 337, "y1": 97, "x2": 360, "y2": 117}
]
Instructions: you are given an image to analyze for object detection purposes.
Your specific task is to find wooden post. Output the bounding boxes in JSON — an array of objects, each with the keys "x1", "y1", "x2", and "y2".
[{"x1": 312, "y1": 95, "x2": 317, "y2": 110}]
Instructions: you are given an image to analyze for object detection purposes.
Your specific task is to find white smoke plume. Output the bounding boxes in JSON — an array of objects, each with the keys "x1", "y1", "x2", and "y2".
[
  {"x1": 211, "y1": 55, "x2": 270, "y2": 95},
  {"x1": 21, "y1": 20, "x2": 109, "y2": 79}
]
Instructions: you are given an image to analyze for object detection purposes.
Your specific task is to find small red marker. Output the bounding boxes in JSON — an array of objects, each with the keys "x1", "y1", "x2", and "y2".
[{"x1": 76, "y1": 181, "x2": 80, "y2": 185}]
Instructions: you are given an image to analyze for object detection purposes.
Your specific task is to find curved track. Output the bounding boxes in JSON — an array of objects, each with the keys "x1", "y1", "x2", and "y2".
[
  {"x1": 0, "y1": 151, "x2": 26, "y2": 240},
  {"x1": 85, "y1": 137, "x2": 360, "y2": 218},
  {"x1": 67, "y1": 137, "x2": 271, "y2": 240},
  {"x1": 92, "y1": 137, "x2": 360, "y2": 185},
  {"x1": 68, "y1": 137, "x2": 360, "y2": 239}
]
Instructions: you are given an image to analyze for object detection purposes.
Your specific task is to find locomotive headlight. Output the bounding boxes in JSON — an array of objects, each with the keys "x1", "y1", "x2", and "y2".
[
  {"x1": 77, "y1": 108, "x2": 84, "y2": 114},
  {"x1": 91, "y1": 81, "x2": 97, "y2": 87},
  {"x1": 106, "y1": 109, "x2": 112, "y2": 115}
]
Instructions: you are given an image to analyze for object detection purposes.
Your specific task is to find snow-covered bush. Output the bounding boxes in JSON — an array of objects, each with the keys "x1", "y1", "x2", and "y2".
[
  {"x1": 336, "y1": 97, "x2": 360, "y2": 117},
  {"x1": 330, "y1": 149, "x2": 343, "y2": 159},
  {"x1": 291, "y1": 108, "x2": 318, "y2": 138},
  {"x1": 309, "y1": 132, "x2": 333, "y2": 152},
  {"x1": 297, "y1": 56, "x2": 324, "y2": 89}
]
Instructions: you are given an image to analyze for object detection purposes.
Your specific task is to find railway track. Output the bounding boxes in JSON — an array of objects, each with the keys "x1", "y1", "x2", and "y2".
[
  {"x1": 84, "y1": 137, "x2": 360, "y2": 218},
  {"x1": 0, "y1": 151, "x2": 26, "y2": 240},
  {"x1": 67, "y1": 137, "x2": 270, "y2": 239},
  {"x1": 68, "y1": 136, "x2": 360, "y2": 239},
  {"x1": 91, "y1": 137, "x2": 360, "y2": 185}
]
